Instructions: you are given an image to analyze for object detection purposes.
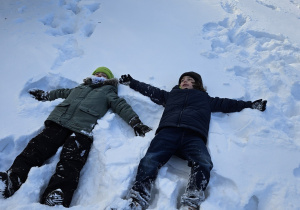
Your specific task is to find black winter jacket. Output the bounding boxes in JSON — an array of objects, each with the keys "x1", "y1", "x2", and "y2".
[{"x1": 129, "y1": 79, "x2": 252, "y2": 143}]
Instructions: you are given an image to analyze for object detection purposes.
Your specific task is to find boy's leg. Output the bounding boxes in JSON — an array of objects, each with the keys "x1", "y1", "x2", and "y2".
[
  {"x1": 1, "y1": 123, "x2": 71, "y2": 198},
  {"x1": 179, "y1": 130, "x2": 213, "y2": 209},
  {"x1": 41, "y1": 132, "x2": 92, "y2": 207},
  {"x1": 129, "y1": 127, "x2": 182, "y2": 209}
]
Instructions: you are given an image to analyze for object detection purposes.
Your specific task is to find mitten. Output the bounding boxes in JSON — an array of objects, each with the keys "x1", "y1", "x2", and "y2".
[
  {"x1": 251, "y1": 99, "x2": 267, "y2": 111},
  {"x1": 119, "y1": 74, "x2": 133, "y2": 86},
  {"x1": 129, "y1": 117, "x2": 152, "y2": 137},
  {"x1": 29, "y1": 89, "x2": 49, "y2": 101}
]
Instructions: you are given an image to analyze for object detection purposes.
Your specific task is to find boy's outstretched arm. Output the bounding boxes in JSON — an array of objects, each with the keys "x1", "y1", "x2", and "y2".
[
  {"x1": 210, "y1": 97, "x2": 267, "y2": 113},
  {"x1": 29, "y1": 88, "x2": 72, "y2": 101},
  {"x1": 119, "y1": 74, "x2": 168, "y2": 106}
]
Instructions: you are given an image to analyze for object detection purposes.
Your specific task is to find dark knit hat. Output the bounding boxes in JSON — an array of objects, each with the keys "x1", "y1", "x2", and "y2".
[
  {"x1": 178, "y1": 71, "x2": 202, "y2": 85},
  {"x1": 92, "y1": 67, "x2": 114, "y2": 79},
  {"x1": 178, "y1": 71, "x2": 206, "y2": 91}
]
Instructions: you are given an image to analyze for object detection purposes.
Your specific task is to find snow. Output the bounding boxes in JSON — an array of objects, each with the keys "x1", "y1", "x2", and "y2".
[{"x1": 0, "y1": 0, "x2": 300, "y2": 209}]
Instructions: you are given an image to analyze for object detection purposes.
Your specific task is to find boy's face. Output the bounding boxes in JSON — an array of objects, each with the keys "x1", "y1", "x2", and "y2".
[
  {"x1": 94, "y1": 72, "x2": 108, "y2": 79},
  {"x1": 180, "y1": 76, "x2": 195, "y2": 89}
]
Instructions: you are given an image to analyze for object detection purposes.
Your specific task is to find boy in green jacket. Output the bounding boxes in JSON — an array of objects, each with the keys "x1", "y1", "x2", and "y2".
[{"x1": 0, "y1": 67, "x2": 151, "y2": 207}]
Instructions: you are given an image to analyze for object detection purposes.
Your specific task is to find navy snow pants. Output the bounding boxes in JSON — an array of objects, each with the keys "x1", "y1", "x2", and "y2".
[{"x1": 129, "y1": 127, "x2": 213, "y2": 209}]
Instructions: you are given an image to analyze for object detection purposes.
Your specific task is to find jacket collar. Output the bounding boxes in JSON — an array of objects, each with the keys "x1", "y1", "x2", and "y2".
[{"x1": 83, "y1": 77, "x2": 118, "y2": 88}]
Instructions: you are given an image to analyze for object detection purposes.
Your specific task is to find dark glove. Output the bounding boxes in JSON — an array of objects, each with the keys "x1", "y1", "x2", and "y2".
[
  {"x1": 83, "y1": 77, "x2": 92, "y2": 85},
  {"x1": 119, "y1": 74, "x2": 133, "y2": 86},
  {"x1": 129, "y1": 117, "x2": 152, "y2": 137},
  {"x1": 29, "y1": 89, "x2": 49, "y2": 101},
  {"x1": 251, "y1": 99, "x2": 267, "y2": 111}
]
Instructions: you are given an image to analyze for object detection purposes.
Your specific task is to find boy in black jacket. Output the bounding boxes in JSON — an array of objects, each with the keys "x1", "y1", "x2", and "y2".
[{"x1": 119, "y1": 72, "x2": 267, "y2": 210}]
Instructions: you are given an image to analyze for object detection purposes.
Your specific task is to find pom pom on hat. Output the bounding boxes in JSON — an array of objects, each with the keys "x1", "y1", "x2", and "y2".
[{"x1": 92, "y1": 67, "x2": 114, "y2": 79}]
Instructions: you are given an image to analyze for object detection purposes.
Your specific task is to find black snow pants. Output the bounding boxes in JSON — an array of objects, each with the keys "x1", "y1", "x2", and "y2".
[{"x1": 7, "y1": 121, "x2": 93, "y2": 207}]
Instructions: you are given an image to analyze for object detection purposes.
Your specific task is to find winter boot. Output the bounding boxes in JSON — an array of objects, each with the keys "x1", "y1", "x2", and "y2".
[
  {"x1": 179, "y1": 205, "x2": 199, "y2": 210},
  {"x1": 128, "y1": 198, "x2": 143, "y2": 210},
  {"x1": 44, "y1": 189, "x2": 64, "y2": 206},
  {"x1": 0, "y1": 171, "x2": 21, "y2": 198},
  {"x1": 180, "y1": 189, "x2": 204, "y2": 210},
  {"x1": 0, "y1": 173, "x2": 5, "y2": 198}
]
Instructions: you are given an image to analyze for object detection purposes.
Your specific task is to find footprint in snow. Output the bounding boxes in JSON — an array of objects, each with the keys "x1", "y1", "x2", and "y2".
[
  {"x1": 293, "y1": 165, "x2": 300, "y2": 178},
  {"x1": 51, "y1": 37, "x2": 84, "y2": 69},
  {"x1": 39, "y1": 0, "x2": 101, "y2": 68},
  {"x1": 39, "y1": 0, "x2": 100, "y2": 37},
  {"x1": 291, "y1": 82, "x2": 300, "y2": 101},
  {"x1": 255, "y1": 0, "x2": 280, "y2": 11}
]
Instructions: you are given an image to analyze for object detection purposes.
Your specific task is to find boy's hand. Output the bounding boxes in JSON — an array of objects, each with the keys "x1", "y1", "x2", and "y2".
[
  {"x1": 129, "y1": 117, "x2": 152, "y2": 137},
  {"x1": 119, "y1": 74, "x2": 133, "y2": 86},
  {"x1": 29, "y1": 89, "x2": 49, "y2": 101},
  {"x1": 133, "y1": 123, "x2": 152, "y2": 137},
  {"x1": 251, "y1": 99, "x2": 267, "y2": 111}
]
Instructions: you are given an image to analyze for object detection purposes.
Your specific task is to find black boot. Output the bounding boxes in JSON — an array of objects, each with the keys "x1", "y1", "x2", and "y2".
[
  {"x1": 128, "y1": 198, "x2": 143, "y2": 210},
  {"x1": 43, "y1": 189, "x2": 64, "y2": 206},
  {"x1": 0, "y1": 171, "x2": 21, "y2": 198}
]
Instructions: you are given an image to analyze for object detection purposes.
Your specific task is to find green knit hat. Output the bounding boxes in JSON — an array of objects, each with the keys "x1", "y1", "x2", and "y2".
[{"x1": 92, "y1": 67, "x2": 114, "y2": 79}]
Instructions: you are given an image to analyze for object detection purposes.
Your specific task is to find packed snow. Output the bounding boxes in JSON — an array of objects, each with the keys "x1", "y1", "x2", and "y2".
[{"x1": 1, "y1": 0, "x2": 300, "y2": 209}]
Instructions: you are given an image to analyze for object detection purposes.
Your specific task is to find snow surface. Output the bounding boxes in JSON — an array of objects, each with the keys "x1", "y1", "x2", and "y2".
[{"x1": 1, "y1": 0, "x2": 300, "y2": 209}]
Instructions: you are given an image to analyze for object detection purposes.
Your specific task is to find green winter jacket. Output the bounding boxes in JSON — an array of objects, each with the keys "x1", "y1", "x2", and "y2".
[{"x1": 46, "y1": 78, "x2": 138, "y2": 136}]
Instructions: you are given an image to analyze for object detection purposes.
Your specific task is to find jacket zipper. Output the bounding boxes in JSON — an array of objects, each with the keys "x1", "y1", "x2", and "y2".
[{"x1": 177, "y1": 91, "x2": 189, "y2": 126}]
